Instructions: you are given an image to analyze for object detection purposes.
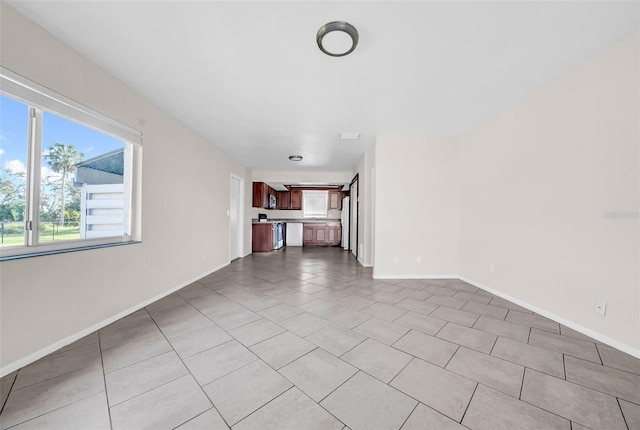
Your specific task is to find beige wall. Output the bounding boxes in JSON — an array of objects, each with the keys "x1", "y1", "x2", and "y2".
[
  {"x1": 373, "y1": 137, "x2": 460, "y2": 278},
  {"x1": 0, "y1": 4, "x2": 252, "y2": 374},
  {"x1": 460, "y1": 33, "x2": 639, "y2": 352}
]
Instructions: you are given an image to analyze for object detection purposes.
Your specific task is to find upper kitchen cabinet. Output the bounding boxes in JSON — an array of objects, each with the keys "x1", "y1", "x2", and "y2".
[
  {"x1": 252, "y1": 182, "x2": 276, "y2": 209},
  {"x1": 290, "y1": 189, "x2": 302, "y2": 210},
  {"x1": 253, "y1": 184, "x2": 345, "y2": 211},
  {"x1": 277, "y1": 191, "x2": 291, "y2": 210},
  {"x1": 328, "y1": 190, "x2": 343, "y2": 210}
]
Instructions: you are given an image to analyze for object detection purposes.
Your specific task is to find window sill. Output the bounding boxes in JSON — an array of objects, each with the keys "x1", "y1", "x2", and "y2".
[{"x1": 0, "y1": 240, "x2": 141, "y2": 261}]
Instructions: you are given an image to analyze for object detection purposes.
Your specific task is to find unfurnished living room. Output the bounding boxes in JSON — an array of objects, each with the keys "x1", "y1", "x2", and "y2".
[{"x1": 0, "y1": 1, "x2": 638, "y2": 429}]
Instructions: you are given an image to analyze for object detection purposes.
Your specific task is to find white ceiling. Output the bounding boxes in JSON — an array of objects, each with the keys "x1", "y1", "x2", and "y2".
[{"x1": 8, "y1": 1, "x2": 639, "y2": 172}]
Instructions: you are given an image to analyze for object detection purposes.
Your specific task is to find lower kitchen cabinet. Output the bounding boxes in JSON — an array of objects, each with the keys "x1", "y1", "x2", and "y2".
[
  {"x1": 303, "y1": 222, "x2": 341, "y2": 246},
  {"x1": 252, "y1": 223, "x2": 273, "y2": 252}
]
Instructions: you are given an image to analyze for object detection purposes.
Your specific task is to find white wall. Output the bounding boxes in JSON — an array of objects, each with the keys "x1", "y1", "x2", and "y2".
[
  {"x1": 0, "y1": 4, "x2": 252, "y2": 374},
  {"x1": 374, "y1": 137, "x2": 460, "y2": 278},
  {"x1": 460, "y1": 33, "x2": 639, "y2": 351}
]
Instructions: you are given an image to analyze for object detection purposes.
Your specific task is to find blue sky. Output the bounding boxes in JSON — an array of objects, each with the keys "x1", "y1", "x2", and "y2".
[{"x1": 0, "y1": 94, "x2": 123, "y2": 176}]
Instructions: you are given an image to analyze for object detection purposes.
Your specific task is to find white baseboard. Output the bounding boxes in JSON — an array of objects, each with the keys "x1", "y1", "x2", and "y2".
[
  {"x1": 460, "y1": 276, "x2": 640, "y2": 360},
  {"x1": 0, "y1": 261, "x2": 230, "y2": 378},
  {"x1": 373, "y1": 274, "x2": 459, "y2": 280}
]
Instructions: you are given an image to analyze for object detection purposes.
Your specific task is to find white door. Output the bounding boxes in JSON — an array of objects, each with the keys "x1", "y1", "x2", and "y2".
[
  {"x1": 229, "y1": 175, "x2": 243, "y2": 260},
  {"x1": 350, "y1": 180, "x2": 358, "y2": 257}
]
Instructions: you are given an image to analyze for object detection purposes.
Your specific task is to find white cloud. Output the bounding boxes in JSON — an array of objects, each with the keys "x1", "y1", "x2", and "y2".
[
  {"x1": 4, "y1": 159, "x2": 26, "y2": 175},
  {"x1": 0, "y1": 148, "x2": 5, "y2": 156},
  {"x1": 41, "y1": 166, "x2": 60, "y2": 179}
]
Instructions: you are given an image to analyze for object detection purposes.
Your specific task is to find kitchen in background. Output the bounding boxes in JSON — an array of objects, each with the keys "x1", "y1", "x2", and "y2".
[{"x1": 251, "y1": 182, "x2": 350, "y2": 252}]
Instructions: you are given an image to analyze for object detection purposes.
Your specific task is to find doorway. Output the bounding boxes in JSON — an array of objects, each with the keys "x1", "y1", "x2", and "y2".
[{"x1": 229, "y1": 175, "x2": 243, "y2": 261}]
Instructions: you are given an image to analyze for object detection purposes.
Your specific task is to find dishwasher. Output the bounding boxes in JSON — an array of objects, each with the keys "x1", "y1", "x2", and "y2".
[{"x1": 286, "y1": 223, "x2": 303, "y2": 246}]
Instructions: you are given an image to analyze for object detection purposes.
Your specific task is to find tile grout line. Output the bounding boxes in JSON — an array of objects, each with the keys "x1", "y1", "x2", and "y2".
[
  {"x1": 229, "y1": 385, "x2": 300, "y2": 428},
  {"x1": 442, "y1": 345, "x2": 462, "y2": 369},
  {"x1": 517, "y1": 369, "x2": 623, "y2": 424},
  {"x1": 2, "y1": 392, "x2": 104, "y2": 429},
  {"x1": 594, "y1": 342, "x2": 604, "y2": 365},
  {"x1": 0, "y1": 369, "x2": 19, "y2": 415},
  {"x1": 316, "y1": 369, "x2": 361, "y2": 405},
  {"x1": 5, "y1": 344, "x2": 102, "y2": 393},
  {"x1": 336, "y1": 336, "x2": 369, "y2": 359},
  {"x1": 146, "y1": 307, "x2": 232, "y2": 429},
  {"x1": 488, "y1": 335, "x2": 499, "y2": 355},
  {"x1": 102, "y1": 346, "x2": 173, "y2": 376},
  {"x1": 397, "y1": 402, "x2": 420, "y2": 430},
  {"x1": 387, "y1": 356, "x2": 416, "y2": 387},
  {"x1": 97, "y1": 331, "x2": 114, "y2": 430},
  {"x1": 519, "y1": 367, "x2": 528, "y2": 400},
  {"x1": 458, "y1": 382, "x2": 479, "y2": 424},
  {"x1": 616, "y1": 397, "x2": 631, "y2": 430}
]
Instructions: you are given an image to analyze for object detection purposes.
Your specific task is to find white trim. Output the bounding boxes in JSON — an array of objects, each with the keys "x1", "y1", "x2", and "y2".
[
  {"x1": 0, "y1": 261, "x2": 229, "y2": 378},
  {"x1": 229, "y1": 173, "x2": 244, "y2": 261},
  {"x1": 460, "y1": 276, "x2": 640, "y2": 360},
  {"x1": 373, "y1": 274, "x2": 459, "y2": 279},
  {"x1": 0, "y1": 235, "x2": 134, "y2": 259},
  {"x1": 1, "y1": 67, "x2": 142, "y2": 144},
  {"x1": 370, "y1": 272, "x2": 640, "y2": 358}
]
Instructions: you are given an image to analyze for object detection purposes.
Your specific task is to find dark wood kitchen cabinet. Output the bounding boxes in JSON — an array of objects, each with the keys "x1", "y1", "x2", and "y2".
[
  {"x1": 252, "y1": 223, "x2": 273, "y2": 252},
  {"x1": 290, "y1": 189, "x2": 302, "y2": 210},
  {"x1": 303, "y1": 222, "x2": 341, "y2": 246},
  {"x1": 253, "y1": 182, "x2": 276, "y2": 209},
  {"x1": 277, "y1": 191, "x2": 291, "y2": 210},
  {"x1": 328, "y1": 190, "x2": 343, "y2": 210}
]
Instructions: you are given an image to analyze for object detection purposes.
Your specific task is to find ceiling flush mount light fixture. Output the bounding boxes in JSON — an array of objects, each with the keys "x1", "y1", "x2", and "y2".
[
  {"x1": 317, "y1": 21, "x2": 359, "y2": 57},
  {"x1": 289, "y1": 155, "x2": 303, "y2": 161}
]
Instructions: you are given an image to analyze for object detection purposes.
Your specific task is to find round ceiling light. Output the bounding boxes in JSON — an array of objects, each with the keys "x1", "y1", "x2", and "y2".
[
  {"x1": 316, "y1": 21, "x2": 359, "y2": 57},
  {"x1": 289, "y1": 155, "x2": 303, "y2": 161}
]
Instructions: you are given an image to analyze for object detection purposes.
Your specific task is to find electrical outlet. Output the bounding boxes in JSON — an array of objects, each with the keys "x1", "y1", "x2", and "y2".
[
  {"x1": 392, "y1": 255, "x2": 398, "y2": 264},
  {"x1": 416, "y1": 255, "x2": 422, "y2": 264},
  {"x1": 595, "y1": 300, "x2": 607, "y2": 316},
  {"x1": 489, "y1": 264, "x2": 495, "y2": 274}
]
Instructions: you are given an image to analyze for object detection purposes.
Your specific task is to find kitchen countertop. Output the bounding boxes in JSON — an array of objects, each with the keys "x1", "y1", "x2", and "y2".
[{"x1": 252, "y1": 218, "x2": 341, "y2": 224}]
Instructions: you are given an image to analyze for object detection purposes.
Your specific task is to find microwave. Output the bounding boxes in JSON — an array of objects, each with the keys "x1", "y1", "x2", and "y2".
[{"x1": 268, "y1": 194, "x2": 277, "y2": 209}]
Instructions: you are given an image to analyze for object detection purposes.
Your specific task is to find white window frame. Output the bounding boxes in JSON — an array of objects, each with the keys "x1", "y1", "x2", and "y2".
[
  {"x1": 0, "y1": 67, "x2": 142, "y2": 260},
  {"x1": 302, "y1": 190, "x2": 329, "y2": 218}
]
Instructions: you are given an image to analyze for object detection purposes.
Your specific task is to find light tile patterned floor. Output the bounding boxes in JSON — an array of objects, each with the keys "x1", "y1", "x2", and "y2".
[{"x1": 1, "y1": 247, "x2": 639, "y2": 429}]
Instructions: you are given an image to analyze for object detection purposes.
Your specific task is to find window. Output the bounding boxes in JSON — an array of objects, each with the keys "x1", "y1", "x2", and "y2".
[
  {"x1": 0, "y1": 67, "x2": 141, "y2": 259},
  {"x1": 303, "y1": 190, "x2": 328, "y2": 218}
]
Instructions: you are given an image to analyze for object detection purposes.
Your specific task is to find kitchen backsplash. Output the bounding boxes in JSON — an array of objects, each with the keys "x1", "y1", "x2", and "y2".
[{"x1": 250, "y1": 208, "x2": 342, "y2": 219}]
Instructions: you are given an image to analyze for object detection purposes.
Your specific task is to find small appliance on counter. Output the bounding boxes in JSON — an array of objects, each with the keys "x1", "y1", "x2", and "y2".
[{"x1": 258, "y1": 213, "x2": 268, "y2": 222}]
